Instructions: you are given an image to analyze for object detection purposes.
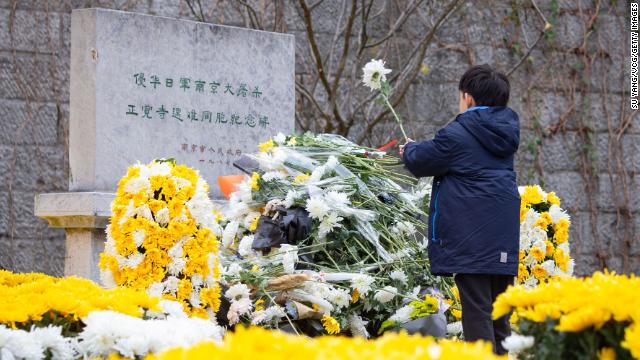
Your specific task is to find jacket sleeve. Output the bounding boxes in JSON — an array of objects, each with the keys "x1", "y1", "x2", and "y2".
[{"x1": 402, "y1": 126, "x2": 455, "y2": 178}]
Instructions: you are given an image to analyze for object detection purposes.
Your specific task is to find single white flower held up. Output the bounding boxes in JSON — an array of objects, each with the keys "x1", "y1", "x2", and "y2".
[
  {"x1": 362, "y1": 59, "x2": 392, "y2": 90},
  {"x1": 361, "y1": 59, "x2": 409, "y2": 140}
]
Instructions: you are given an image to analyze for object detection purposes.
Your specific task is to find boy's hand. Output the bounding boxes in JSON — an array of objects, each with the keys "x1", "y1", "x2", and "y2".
[{"x1": 399, "y1": 138, "x2": 414, "y2": 157}]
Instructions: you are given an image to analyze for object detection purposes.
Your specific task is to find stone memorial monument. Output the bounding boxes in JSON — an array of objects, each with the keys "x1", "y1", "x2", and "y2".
[{"x1": 34, "y1": 8, "x2": 295, "y2": 281}]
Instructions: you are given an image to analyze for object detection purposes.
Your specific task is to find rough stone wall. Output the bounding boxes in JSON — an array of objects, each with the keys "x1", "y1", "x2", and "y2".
[{"x1": 0, "y1": 0, "x2": 636, "y2": 276}]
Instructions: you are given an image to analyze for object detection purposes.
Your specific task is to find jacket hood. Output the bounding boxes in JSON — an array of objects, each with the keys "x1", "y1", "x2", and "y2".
[{"x1": 457, "y1": 106, "x2": 520, "y2": 158}]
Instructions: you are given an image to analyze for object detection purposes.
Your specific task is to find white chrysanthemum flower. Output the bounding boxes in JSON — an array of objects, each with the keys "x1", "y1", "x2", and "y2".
[
  {"x1": 238, "y1": 235, "x2": 255, "y2": 257},
  {"x1": 185, "y1": 184, "x2": 217, "y2": 228},
  {"x1": 306, "y1": 196, "x2": 330, "y2": 220},
  {"x1": 390, "y1": 221, "x2": 417, "y2": 237},
  {"x1": 519, "y1": 230, "x2": 533, "y2": 251},
  {"x1": 524, "y1": 276, "x2": 538, "y2": 289},
  {"x1": 325, "y1": 156, "x2": 339, "y2": 170},
  {"x1": 528, "y1": 227, "x2": 548, "y2": 245},
  {"x1": 252, "y1": 305, "x2": 286, "y2": 325},
  {"x1": 549, "y1": 204, "x2": 570, "y2": 223},
  {"x1": 100, "y1": 268, "x2": 116, "y2": 289},
  {"x1": 135, "y1": 204, "x2": 153, "y2": 221},
  {"x1": 164, "y1": 276, "x2": 179, "y2": 294},
  {"x1": 124, "y1": 175, "x2": 150, "y2": 195},
  {"x1": 303, "y1": 281, "x2": 333, "y2": 300},
  {"x1": 502, "y1": 333, "x2": 535, "y2": 353},
  {"x1": 148, "y1": 161, "x2": 172, "y2": 176},
  {"x1": 348, "y1": 314, "x2": 370, "y2": 338},
  {"x1": 131, "y1": 229, "x2": 145, "y2": 248},
  {"x1": 273, "y1": 132, "x2": 287, "y2": 145},
  {"x1": 521, "y1": 208, "x2": 540, "y2": 230},
  {"x1": 147, "y1": 282, "x2": 164, "y2": 298},
  {"x1": 389, "y1": 270, "x2": 408, "y2": 285},
  {"x1": 242, "y1": 212, "x2": 261, "y2": 229},
  {"x1": 309, "y1": 165, "x2": 327, "y2": 183},
  {"x1": 159, "y1": 300, "x2": 188, "y2": 318},
  {"x1": 327, "y1": 288, "x2": 351, "y2": 309},
  {"x1": 410, "y1": 286, "x2": 421, "y2": 298},
  {"x1": 558, "y1": 242, "x2": 570, "y2": 254},
  {"x1": 155, "y1": 207, "x2": 170, "y2": 226},
  {"x1": 531, "y1": 239, "x2": 546, "y2": 253},
  {"x1": 225, "y1": 283, "x2": 251, "y2": 301},
  {"x1": 362, "y1": 59, "x2": 392, "y2": 90},
  {"x1": 284, "y1": 190, "x2": 300, "y2": 208},
  {"x1": 31, "y1": 325, "x2": 75, "y2": 360},
  {"x1": 374, "y1": 286, "x2": 397, "y2": 304},
  {"x1": 125, "y1": 253, "x2": 144, "y2": 268},
  {"x1": 446, "y1": 321, "x2": 463, "y2": 335},
  {"x1": 167, "y1": 240, "x2": 184, "y2": 260},
  {"x1": 167, "y1": 257, "x2": 186, "y2": 276},
  {"x1": 279, "y1": 244, "x2": 298, "y2": 274},
  {"x1": 191, "y1": 274, "x2": 204, "y2": 288},
  {"x1": 262, "y1": 171, "x2": 287, "y2": 182},
  {"x1": 389, "y1": 305, "x2": 413, "y2": 323},
  {"x1": 224, "y1": 263, "x2": 243, "y2": 278},
  {"x1": 566, "y1": 258, "x2": 575, "y2": 276},
  {"x1": 523, "y1": 253, "x2": 538, "y2": 267},
  {"x1": 189, "y1": 291, "x2": 201, "y2": 308},
  {"x1": 350, "y1": 274, "x2": 375, "y2": 295},
  {"x1": 222, "y1": 220, "x2": 240, "y2": 248},
  {"x1": 318, "y1": 212, "x2": 344, "y2": 238},
  {"x1": 541, "y1": 260, "x2": 557, "y2": 276},
  {"x1": 0, "y1": 325, "x2": 43, "y2": 360},
  {"x1": 227, "y1": 297, "x2": 253, "y2": 325},
  {"x1": 324, "y1": 191, "x2": 349, "y2": 209}
]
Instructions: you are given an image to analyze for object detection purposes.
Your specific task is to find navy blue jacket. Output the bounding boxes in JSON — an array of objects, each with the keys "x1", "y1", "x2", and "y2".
[{"x1": 403, "y1": 106, "x2": 520, "y2": 276}]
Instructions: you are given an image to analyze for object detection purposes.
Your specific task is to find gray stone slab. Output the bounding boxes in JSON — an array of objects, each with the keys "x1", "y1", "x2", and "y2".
[
  {"x1": 34, "y1": 191, "x2": 114, "y2": 228},
  {"x1": 69, "y1": 8, "x2": 295, "y2": 197}
]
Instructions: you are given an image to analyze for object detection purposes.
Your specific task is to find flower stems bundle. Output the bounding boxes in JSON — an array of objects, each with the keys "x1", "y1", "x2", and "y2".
[{"x1": 217, "y1": 133, "x2": 454, "y2": 337}]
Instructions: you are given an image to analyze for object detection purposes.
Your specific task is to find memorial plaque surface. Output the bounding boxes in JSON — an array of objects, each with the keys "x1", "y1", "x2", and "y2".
[{"x1": 70, "y1": 8, "x2": 295, "y2": 196}]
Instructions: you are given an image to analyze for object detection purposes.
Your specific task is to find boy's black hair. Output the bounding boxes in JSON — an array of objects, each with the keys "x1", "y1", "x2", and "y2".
[{"x1": 458, "y1": 64, "x2": 510, "y2": 107}]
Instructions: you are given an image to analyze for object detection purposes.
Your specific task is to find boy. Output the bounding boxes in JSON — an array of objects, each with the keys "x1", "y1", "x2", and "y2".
[{"x1": 400, "y1": 65, "x2": 520, "y2": 355}]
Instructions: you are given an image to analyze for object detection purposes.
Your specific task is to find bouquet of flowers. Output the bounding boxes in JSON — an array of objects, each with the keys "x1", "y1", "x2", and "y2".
[
  {"x1": 216, "y1": 132, "x2": 454, "y2": 337},
  {"x1": 518, "y1": 185, "x2": 574, "y2": 288},
  {"x1": 494, "y1": 271, "x2": 640, "y2": 359},
  {"x1": 99, "y1": 160, "x2": 222, "y2": 320}
]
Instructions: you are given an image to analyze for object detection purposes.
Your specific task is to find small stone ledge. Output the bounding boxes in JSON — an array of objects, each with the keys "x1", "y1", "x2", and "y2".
[{"x1": 34, "y1": 192, "x2": 114, "y2": 229}]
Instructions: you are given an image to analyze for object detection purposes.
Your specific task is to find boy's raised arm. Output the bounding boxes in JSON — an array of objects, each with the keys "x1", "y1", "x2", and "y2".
[{"x1": 402, "y1": 127, "x2": 454, "y2": 178}]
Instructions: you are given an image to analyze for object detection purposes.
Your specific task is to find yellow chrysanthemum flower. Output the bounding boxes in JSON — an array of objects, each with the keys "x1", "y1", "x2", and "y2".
[
  {"x1": 258, "y1": 138, "x2": 275, "y2": 152},
  {"x1": 248, "y1": 215, "x2": 260, "y2": 231},
  {"x1": 532, "y1": 264, "x2": 547, "y2": 280},
  {"x1": 522, "y1": 185, "x2": 544, "y2": 205},
  {"x1": 547, "y1": 191, "x2": 561, "y2": 206},
  {"x1": 294, "y1": 173, "x2": 311, "y2": 184},
  {"x1": 250, "y1": 172, "x2": 260, "y2": 191},
  {"x1": 530, "y1": 247, "x2": 546, "y2": 262},
  {"x1": 598, "y1": 347, "x2": 616, "y2": 360},
  {"x1": 451, "y1": 309, "x2": 462, "y2": 320},
  {"x1": 535, "y1": 212, "x2": 552, "y2": 230},
  {"x1": 321, "y1": 314, "x2": 341, "y2": 335}
]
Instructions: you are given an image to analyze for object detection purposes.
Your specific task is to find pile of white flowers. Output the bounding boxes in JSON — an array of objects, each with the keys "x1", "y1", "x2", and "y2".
[{"x1": 215, "y1": 132, "x2": 452, "y2": 337}]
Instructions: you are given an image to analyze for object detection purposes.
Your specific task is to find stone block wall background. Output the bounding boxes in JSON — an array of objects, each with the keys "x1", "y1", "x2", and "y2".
[{"x1": 0, "y1": 0, "x2": 637, "y2": 276}]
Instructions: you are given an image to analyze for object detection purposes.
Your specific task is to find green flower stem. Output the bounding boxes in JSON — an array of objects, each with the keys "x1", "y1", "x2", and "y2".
[{"x1": 381, "y1": 93, "x2": 409, "y2": 141}]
